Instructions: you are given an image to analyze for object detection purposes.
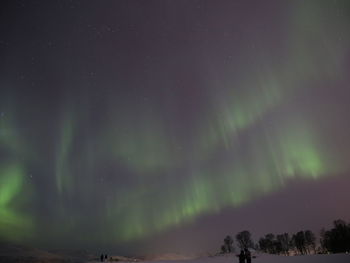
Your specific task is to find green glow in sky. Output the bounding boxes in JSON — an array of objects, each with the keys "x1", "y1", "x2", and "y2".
[
  {"x1": 55, "y1": 113, "x2": 75, "y2": 193},
  {"x1": 102, "y1": 120, "x2": 329, "y2": 242},
  {"x1": 98, "y1": 117, "x2": 329, "y2": 243},
  {"x1": 201, "y1": 81, "x2": 282, "y2": 151},
  {"x1": 0, "y1": 163, "x2": 34, "y2": 241},
  {"x1": 111, "y1": 116, "x2": 177, "y2": 174}
]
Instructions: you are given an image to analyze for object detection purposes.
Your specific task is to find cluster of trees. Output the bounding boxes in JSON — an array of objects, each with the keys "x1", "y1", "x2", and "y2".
[
  {"x1": 220, "y1": 219, "x2": 350, "y2": 255},
  {"x1": 320, "y1": 219, "x2": 350, "y2": 253},
  {"x1": 221, "y1": 231, "x2": 255, "y2": 254},
  {"x1": 258, "y1": 230, "x2": 316, "y2": 255}
]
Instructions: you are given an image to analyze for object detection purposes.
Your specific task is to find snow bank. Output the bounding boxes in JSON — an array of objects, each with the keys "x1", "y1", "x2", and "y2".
[{"x1": 120, "y1": 253, "x2": 350, "y2": 263}]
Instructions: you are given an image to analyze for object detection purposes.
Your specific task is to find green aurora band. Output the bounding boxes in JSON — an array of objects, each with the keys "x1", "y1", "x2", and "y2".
[
  {"x1": 103, "y1": 119, "x2": 329, "y2": 242},
  {"x1": 0, "y1": 163, "x2": 33, "y2": 241}
]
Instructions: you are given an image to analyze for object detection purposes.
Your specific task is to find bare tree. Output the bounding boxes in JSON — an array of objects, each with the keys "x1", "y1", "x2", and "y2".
[
  {"x1": 277, "y1": 233, "x2": 290, "y2": 255},
  {"x1": 223, "y1": 235, "x2": 234, "y2": 253},
  {"x1": 293, "y1": 231, "x2": 307, "y2": 255},
  {"x1": 305, "y1": 230, "x2": 316, "y2": 254},
  {"x1": 221, "y1": 244, "x2": 227, "y2": 254},
  {"x1": 236, "y1": 230, "x2": 254, "y2": 249}
]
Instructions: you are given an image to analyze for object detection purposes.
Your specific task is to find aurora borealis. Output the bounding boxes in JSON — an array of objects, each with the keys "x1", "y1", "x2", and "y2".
[{"x1": 1, "y1": 0, "x2": 350, "y2": 255}]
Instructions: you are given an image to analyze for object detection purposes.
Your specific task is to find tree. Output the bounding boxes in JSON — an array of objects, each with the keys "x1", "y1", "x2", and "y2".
[
  {"x1": 258, "y1": 237, "x2": 269, "y2": 253},
  {"x1": 320, "y1": 219, "x2": 350, "y2": 253},
  {"x1": 221, "y1": 244, "x2": 227, "y2": 254},
  {"x1": 236, "y1": 230, "x2": 254, "y2": 249},
  {"x1": 272, "y1": 240, "x2": 283, "y2": 255},
  {"x1": 305, "y1": 230, "x2": 316, "y2": 254},
  {"x1": 288, "y1": 234, "x2": 297, "y2": 254},
  {"x1": 276, "y1": 233, "x2": 290, "y2": 255},
  {"x1": 320, "y1": 228, "x2": 329, "y2": 253},
  {"x1": 258, "y1": 233, "x2": 276, "y2": 254},
  {"x1": 293, "y1": 231, "x2": 307, "y2": 255},
  {"x1": 223, "y1": 235, "x2": 234, "y2": 253},
  {"x1": 265, "y1": 233, "x2": 275, "y2": 254}
]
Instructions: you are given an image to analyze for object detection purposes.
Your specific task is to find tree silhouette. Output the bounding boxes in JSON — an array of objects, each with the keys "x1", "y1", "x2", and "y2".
[
  {"x1": 236, "y1": 230, "x2": 254, "y2": 249},
  {"x1": 293, "y1": 231, "x2": 307, "y2": 255},
  {"x1": 223, "y1": 235, "x2": 234, "y2": 253},
  {"x1": 258, "y1": 233, "x2": 275, "y2": 254},
  {"x1": 258, "y1": 237, "x2": 268, "y2": 253},
  {"x1": 221, "y1": 244, "x2": 227, "y2": 254},
  {"x1": 276, "y1": 233, "x2": 290, "y2": 255},
  {"x1": 305, "y1": 230, "x2": 316, "y2": 254},
  {"x1": 320, "y1": 219, "x2": 350, "y2": 253}
]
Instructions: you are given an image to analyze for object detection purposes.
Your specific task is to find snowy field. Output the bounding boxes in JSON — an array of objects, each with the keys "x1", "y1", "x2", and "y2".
[{"x1": 101, "y1": 253, "x2": 350, "y2": 263}]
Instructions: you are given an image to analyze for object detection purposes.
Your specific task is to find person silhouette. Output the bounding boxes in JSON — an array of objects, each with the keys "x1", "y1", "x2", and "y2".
[
  {"x1": 244, "y1": 248, "x2": 251, "y2": 263},
  {"x1": 100, "y1": 254, "x2": 104, "y2": 262},
  {"x1": 238, "y1": 250, "x2": 245, "y2": 263}
]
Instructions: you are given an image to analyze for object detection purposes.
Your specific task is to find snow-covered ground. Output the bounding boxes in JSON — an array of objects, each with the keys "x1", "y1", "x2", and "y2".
[{"x1": 107, "y1": 253, "x2": 350, "y2": 263}]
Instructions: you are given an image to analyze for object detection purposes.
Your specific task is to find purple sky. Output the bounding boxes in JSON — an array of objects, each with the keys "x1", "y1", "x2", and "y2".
[{"x1": 0, "y1": 0, "x2": 350, "y2": 255}]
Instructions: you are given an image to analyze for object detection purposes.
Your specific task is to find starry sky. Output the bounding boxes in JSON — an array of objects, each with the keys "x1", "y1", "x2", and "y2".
[{"x1": 1, "y1": 0, "x2": 350, "y2": 256}]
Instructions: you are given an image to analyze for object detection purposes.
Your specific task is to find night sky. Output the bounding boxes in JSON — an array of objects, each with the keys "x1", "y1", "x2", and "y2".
[{"x1": 1, "y1": 0, "x2": 350, "y2": 256}]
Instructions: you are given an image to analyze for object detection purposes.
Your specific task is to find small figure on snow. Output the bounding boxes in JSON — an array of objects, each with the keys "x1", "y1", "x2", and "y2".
[
  {"x1": 244, "y1": 248, "x2": 252, "y2": 263},
  {"x1": 238, "y1": 250, "x2": 245, "y2": 263}
]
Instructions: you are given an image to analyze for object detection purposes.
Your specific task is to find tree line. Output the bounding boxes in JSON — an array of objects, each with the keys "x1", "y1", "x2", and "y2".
[{"x1": 220, "y1": 219, "x2": 350, "y2": 255}]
